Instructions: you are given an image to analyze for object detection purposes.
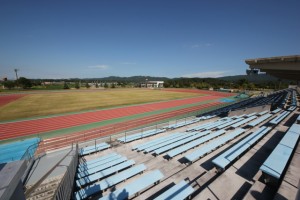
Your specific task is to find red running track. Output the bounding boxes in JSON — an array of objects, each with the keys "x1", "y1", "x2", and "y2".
[
  {"x1": 0, "y1": 95, "x2": 222, "y2": 140},
  {"x1": 0, "y1": 94, "x2": 27, "y2": 106},
  {"x1": 38, "y1": 101, "x2": 223, "y2": 152}
]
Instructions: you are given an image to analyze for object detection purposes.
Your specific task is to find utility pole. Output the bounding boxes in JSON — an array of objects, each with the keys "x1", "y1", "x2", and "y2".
[{"x1": 14, "y1": 69, "x2": 19, "y2": 80}]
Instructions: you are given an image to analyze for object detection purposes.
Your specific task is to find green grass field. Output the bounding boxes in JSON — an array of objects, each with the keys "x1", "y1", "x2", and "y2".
[{"x1": 0, "y1": 89, "x2": 202, "y2": 121}]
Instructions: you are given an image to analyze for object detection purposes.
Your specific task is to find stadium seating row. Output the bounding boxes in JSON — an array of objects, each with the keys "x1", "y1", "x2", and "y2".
[
  {"x1": 260, "y1": 123, "x2": 300, "y2": 183},
  {"x1": 117, "y1": 128, "x2": 165, "y2": 143},
  {"x1": 79, "y1": 142, "x2": 110, "y2": 156},
  {"x1": 212, "y1": 126, "x2": 271, "y2": 170}
]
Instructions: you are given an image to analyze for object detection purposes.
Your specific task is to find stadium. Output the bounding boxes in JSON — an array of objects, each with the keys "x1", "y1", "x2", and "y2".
[{"x1": 0, "y1": 55, "x2": 300, "y2": 200}]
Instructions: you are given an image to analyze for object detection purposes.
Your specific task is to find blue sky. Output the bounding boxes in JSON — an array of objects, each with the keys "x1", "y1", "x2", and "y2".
[{"x1": 0, "y1": 0, "x2": 299, "y2": 79}]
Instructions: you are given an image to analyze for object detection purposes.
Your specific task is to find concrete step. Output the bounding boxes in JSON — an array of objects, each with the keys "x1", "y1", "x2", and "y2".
[{"x1": 26, "y1": 175, "x2": 63, "y2": 200}]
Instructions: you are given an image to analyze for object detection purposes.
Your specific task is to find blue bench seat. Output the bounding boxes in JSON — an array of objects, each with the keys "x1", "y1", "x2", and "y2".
[
  {"x1": 248, "y1": 114, "x2": 273, "y2": 127},
  {"x1": 269, "y1": 111, "x2": 290, "y2": 125},
  {"x1": 76, "y1": 159, "x2": 135, "y2": 188},
  {"x1": 75, "y1": 164, "x2": 146, "y2": 200},
  {"x1": 271, "y1": 108, "x2": 281, "y2": 114},
  {"x1": 166, "y1": 130, "x2": 225, "y2": 159},
  {"x1": 80, "y1": 143, "x2": 110, "y2": 156},
  {"x1": 154, "y1": 131, "x2": 211, "y2": 155},
  {"x1": 230, "y1": 115, "x2": 257, "y2": 129},
  {"x1": 212, "y1": 126, "x2": 271, "y2": 170},
  {"x1": 78, "y1": 154, "x2": 123, "y2": 172},
  {"x1": 216, "y1": 118, "x2": 244, "y2": 130},
  {"x1": 117, "y1": 129, "x2": 165, "y2": 143},
  {"x1": 132, "y1": 133, "x2": 182, "y2": 151},
  {"x1": 260, "y1": 124, "x2": 300, "y2": 182},
  {"x1": 185, "y1": 128, "x2": 245, "y2": 163},
  {"x1": 78, "y1": 153, "x2": 118, "y2": 168},
  {"x1": 258, "y1": 110, "x2": 269, "y2": 116},
  {"x1": 144, "y1": 134, "x2": 194, "y2": 153},
  {"x1": 154, "y1": 180, "x2": 194, "y2": 200},
  {"x1": 77, "y1": 156, "x2": 128, "y2": 179},
  {"x1": 98, "y1": 170, "x2": 164, "y2": 200}
]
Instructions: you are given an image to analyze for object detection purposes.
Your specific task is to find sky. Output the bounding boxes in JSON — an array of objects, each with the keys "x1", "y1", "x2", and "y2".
[{"x1": 0, "y1": 0, "x2": 299, "y2": 79}]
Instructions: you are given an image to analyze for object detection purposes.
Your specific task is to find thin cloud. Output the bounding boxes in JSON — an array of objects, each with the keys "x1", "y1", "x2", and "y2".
[
  {"x1": 120, "y1": 62, "x2": 136, "y2": 65},
  {"x1": 190, "y1": 43, "x2": 213, "y2": 48},
  {"x1": 182, "y1": 71, "x2": 227, "y2": 78},
  {"x1": 87, "y1": 65, "x2": 109, "y2": 70}
]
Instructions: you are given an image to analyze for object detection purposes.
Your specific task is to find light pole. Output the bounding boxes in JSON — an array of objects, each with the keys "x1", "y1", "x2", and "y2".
[{"x1": 145, "y1": 79, "x2": 148, "y2": 88}]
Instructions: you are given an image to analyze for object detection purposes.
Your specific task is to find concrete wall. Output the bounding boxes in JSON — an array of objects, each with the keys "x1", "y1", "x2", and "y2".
[{"x1": 228, "y1": 104, "x2": 271, "y2": 117}]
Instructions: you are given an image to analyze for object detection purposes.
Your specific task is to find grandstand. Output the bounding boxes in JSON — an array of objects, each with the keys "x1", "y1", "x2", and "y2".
[
  {"x1": 0, "y1": 87, "x2": 298, "y2": 200},
  {"x1": 1, "y1": 56, "x2": 300, "y2": 200}
]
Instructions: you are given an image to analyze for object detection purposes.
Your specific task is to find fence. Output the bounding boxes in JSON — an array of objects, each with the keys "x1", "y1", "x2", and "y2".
[
  {"x1": 21, "y1": 142, "x2": 40, "y2": 183},
  {"x1": 53, "y1": 144, "x2": 78, "y2": 200},
  {"x1": 77, "y1": 102, "x2": 233, "y2": 149}
]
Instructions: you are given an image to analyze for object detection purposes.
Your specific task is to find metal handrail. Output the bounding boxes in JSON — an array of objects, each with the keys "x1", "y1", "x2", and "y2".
[{"x1": 52, "y1": 143, "x2": 78, "y2": 200}]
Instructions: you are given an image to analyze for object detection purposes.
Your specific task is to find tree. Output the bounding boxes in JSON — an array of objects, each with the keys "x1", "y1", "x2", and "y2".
[
  {"x1": 18, "y1": 77, "x2": 32, "y2": 89},
  {"x1": 75, "y1": 82, "x2": 80, "y2": 89},
  {"x1": 63, "y1": 82, "x2": 69, "y2": 89},
  {"x1": 85, "y1": 82, "x2": 90, "y2": 89},
  {"x1": 3, "y1": 80, "x2": 15, "y2": 89},
  {"x1": 95, "y1": 82, "x2": 99, "y2": 88},
  {"x1": 104, "y1": 82, "x2": 108, "y2": 88},
  {"x1": 111, "y1": 83, "x2": 115, "y2": 88}
]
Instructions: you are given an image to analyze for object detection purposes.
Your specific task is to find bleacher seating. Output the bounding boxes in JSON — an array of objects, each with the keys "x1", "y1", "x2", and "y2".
[
  {"x1": 75, "y1": 164, "x2": 146, "y2": 199},
  {"x1": 154, "y1": 180, "x2": 194, "y2": 200},
  {"x1": 258, "y1": 110, "x2": 269, "y2": 116},
  {"x1": 297, "y1": 115, "x2": 300, "y2": 124},
  {"x1": 76, "y1": 159, "x2": 135, "y2": 187},
  {"x1": 245, "y1": 112, "x2": 257, "y2": 118},
  {"x1": 99, "y1": 170, "x2": 164, "y2": 200},
  {"x1": 153, "y1": 130, "x2": 211, "y2": 156},
  {"x1": 185, "y1": 128, "x2": 245, "y2": 163},
  {"x1": 166, "y1": 130, "x2": 225, "y2": 159},
  {"x1": 117, "y1": 128, "x2": 165, "y2": 143},
  {"x1": 132, "y1": 133, "x2": 183, "y2": 152},
  {"x1": 230, "y1": 115, "x2": 257, "y2": 129},
  {"x1": 78, "y1": 154, "x2": 123, "y2": 172},
  {"x1": 212, "y1": 126, "x2": 271, "y2": 170},
  {"x1": 79, "y1": 142, "x2": 110, "y2": 156},
  {"x1": 168, "y1": 118, "x2": 200, "y2": 129},
  {"x1": 144, "y1": 133, "x2": 195, "y2": 153},
  {"x1": 216, "y1": 118, "x2": 244, "y2": 130},
  {"x1": 77, "y1": 156, "x2": 128, "y2": 179},
  {"x1": 260, "y1": 124, "x2": 300, "y2": 183},
  {"x1": 271, "y1": 108, "x2": 281, "y2": 114},
  {"x1": 248, "y1": 113, "x2": 273, "y2": 127},
  {"x1": 269, "y1": 111, "x2": 290, "y2": 125}
]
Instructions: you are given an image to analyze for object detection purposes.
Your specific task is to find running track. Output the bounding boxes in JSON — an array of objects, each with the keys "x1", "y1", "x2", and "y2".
[{"x1": 0, "y1": 95, "x2": 224, "y2": 140}]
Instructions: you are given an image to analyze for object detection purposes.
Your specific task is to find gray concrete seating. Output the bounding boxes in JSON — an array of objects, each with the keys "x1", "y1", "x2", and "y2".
[
  {"x1": 75, "y1": 164, "x2": 146, "y2": 200},
  {"x1": 154, "y1": 180, "x2": 194, "y2": 200},
  {"x1": 98, "y1": 170, "x2": 164, "y2": 200},
  {"x1": 212, "y1": 126, "x2": 271, "y2": 170},
  {"x1": 185, "y1": 128, "x2": 246, "y2": 163}
]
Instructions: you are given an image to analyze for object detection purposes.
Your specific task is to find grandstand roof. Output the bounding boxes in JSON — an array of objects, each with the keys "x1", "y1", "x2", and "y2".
[{"x1": 245, "y1": 55, "x2": 300, "y2": 80}]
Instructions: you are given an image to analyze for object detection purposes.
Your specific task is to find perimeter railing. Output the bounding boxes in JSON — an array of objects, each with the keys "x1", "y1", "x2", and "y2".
[{"x1": 53, "y1": 144, "x2": 78, "y2": 200}]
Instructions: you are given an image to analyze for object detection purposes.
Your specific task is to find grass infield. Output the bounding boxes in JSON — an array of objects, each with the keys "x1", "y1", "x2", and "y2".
[{"x1": 0, "y1": 89, "x2": 202, "y2": 121}]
